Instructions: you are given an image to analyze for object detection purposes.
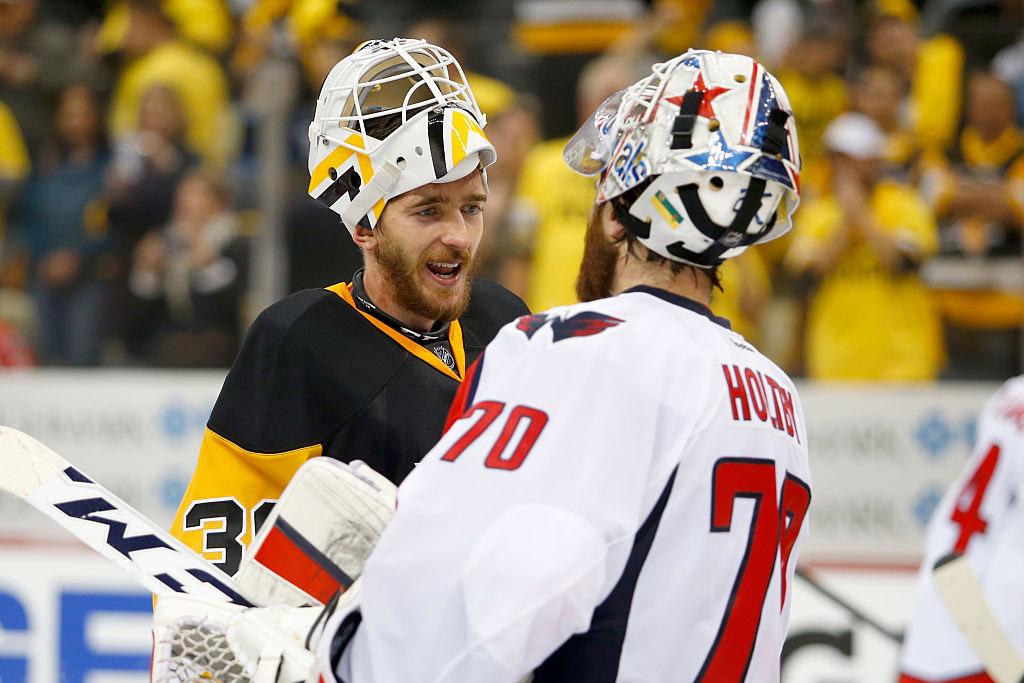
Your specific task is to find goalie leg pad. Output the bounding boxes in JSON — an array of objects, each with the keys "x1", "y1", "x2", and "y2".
[{"x1": 236, "y1": 458, "x2": 396, "y2": 607}]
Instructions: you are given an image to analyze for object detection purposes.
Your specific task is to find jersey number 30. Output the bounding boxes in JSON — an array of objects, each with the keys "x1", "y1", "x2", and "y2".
[{"x1": 698, "y1": 457, "x2": 810, "y2": 682}]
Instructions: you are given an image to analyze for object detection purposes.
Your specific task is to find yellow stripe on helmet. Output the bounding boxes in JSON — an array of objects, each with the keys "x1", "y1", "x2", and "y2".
[
  {"x1": 308, "y1": 132, "x2": 374, "y2": 194},
  {"x1": 652, "y1": 190, "x2": 683, "y2": 228},
  {"x1": 448, "y1": 108, "x2": 487, "y2": 169}
]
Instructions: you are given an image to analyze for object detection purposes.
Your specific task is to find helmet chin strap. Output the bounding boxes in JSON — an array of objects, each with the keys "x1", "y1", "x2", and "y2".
[
  {"x1": 340, "y1": 160, "x2": 402, "y2": 231},
  {"x1": 670, "y1": 176, "x2": 776, "y2": 264}
]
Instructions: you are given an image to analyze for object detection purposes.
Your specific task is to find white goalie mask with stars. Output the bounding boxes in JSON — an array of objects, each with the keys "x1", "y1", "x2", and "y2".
[{"x1": 564, "y1": 49, "x2": 801, "y2": 266}]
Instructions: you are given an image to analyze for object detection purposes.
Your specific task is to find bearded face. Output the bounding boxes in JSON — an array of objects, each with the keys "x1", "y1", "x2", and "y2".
[
  {"x1": 575, "y1": 203, "x2": 620, "y2": 303},
  {"x1": 360, "y1": 170, "x2": 487, "y2": 330},
  {"x1": 372, "y1": 227, "x2": 477, "y2": 325}
]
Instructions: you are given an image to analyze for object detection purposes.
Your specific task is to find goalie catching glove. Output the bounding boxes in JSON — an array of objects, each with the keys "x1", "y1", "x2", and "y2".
[{"x1": 151, "y1": 582, "x2": 361, "y2": 683}]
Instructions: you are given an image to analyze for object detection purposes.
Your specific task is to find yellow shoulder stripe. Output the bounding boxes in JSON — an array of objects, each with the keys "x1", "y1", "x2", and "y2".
[
  {"x1": 170, "y1": 428, "x2": 322, "y2": 554},
  {"x1": 326, "y1": 282, "x2": 465, "y2": 381}
]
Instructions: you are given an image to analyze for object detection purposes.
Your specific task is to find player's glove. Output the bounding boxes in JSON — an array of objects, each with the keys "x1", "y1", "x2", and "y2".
[
  {"x1": 152, "y1": 581, "x2": 362, "y2": 683},
  {"x1": 235, "y1": 458, "x2": 397, "y2": 607}
]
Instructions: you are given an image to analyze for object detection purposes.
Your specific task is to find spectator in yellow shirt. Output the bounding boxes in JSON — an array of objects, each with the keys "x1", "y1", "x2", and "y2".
[
  {"x1": 0, "y1": 98, "x2": 33, "y2": 364},
  {"x1": 785, "y1": 112, "x2": 944, "y2": 381},
  {"x1": 711, "y1": 249, "x2": 771, "y2": 348},
  {"x1": 107, "y1": 0, "x2": 234, "y2": 165},
  {"x1": 865, "y1": 11, "x2": 964, "y2": 155},
  {"x1": 503, "y1": 54, "x2": 644, "y2": 310}
]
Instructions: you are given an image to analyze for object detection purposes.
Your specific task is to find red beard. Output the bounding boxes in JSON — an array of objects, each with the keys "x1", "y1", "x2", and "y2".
[
  {"x1": 373, "y1": 232, "x2": 476, "y2": 325},
  {"x1": 575, "y1": 206, "x2": 619, "y2": 303}
]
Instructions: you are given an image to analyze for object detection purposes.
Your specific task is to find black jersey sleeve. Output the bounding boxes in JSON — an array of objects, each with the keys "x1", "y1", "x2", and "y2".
[{"x1": 207, "y1": 288, "x2": 406, "y2": 454}]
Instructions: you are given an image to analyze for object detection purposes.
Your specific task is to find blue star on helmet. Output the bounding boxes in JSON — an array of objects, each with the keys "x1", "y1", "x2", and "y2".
[
  {"x1": 746, "y1": 154, "x2": 799, "y2": 192},
  {"x1": 682, "y1": 130, "x2": 756, "y2": 173}
]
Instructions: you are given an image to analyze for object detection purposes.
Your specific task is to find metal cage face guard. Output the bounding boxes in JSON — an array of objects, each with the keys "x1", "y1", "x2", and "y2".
[
  {"x1": 564, "y1": 49, "x2": 802, "y2": 266},
  {"x1": 308, "y1": 38, "x2": 495, "y2": 233}
]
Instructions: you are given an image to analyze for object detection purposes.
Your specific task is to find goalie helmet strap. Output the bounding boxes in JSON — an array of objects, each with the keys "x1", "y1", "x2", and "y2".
[
  {"x1": 666, "y1": 177, "x2": 774, "y2": 265},
  {"x1": 670, "y1": 90, "x2": 704, "y2": 150},
  {"x1": 427, "y1": 107, "x2": 449, "y2": 179},
  {"x1": 761, "y1": 108, "x2": 791, "y2": 156},
  {"x1": 611, "y1": 198, "x2": 651, "y2": 239},
  {"x1": 341, "y1": 160, "x2": 402, "y2": 230},
  {"x1": 319, "y1": 167, "x2": 361, "y2": 210}
]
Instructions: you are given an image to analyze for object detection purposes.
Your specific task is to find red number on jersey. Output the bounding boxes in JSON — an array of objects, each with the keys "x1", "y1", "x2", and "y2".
[
  {"x1": 441, "y1": 401, "x2": 504, "y2": 462},
  {"x1": 951, "y1": 443, "x2": 1001, "y2": 553},
  {"x1": 483, "y1": 405, "x2": 548, "y2": 471},
  {"x1": 779, "y1": 473, "x2": 811, "y2": 609},
  {"x1": 696, "y1": 458, "x2": 810, "y2": 683},
  {"x1": 441, "y1": 401, "x2": 548, "y2": 471}
]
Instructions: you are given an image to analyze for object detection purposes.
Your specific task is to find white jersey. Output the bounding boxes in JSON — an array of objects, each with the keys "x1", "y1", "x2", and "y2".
[
  {"x1": 338, "y1": 286, "x2": 812, "y2": 683},
  {"x1": 900, "y1": 375, "x2": 1024, "y2": 682}
]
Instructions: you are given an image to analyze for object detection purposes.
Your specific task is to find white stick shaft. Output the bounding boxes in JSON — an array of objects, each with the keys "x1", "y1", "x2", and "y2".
[
  {"x1": 933, "y1": 553, "x2": 1024, "y2": 683},
  {"x1": 0, "y1": 426, "x2": 255, "y2": 607}
]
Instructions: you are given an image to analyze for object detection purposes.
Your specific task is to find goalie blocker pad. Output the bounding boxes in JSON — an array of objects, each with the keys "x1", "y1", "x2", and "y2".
[{"x1": 235, "y1": 458, "x2": 397, "y2": 607}]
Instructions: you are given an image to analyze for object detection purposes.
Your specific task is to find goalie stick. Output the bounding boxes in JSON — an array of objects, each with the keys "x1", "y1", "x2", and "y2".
[
  {"x1": 795, "y1": 566, "x2": 903, "y2": 643},
  {"x1": 0, "y1": 425, "x2": 256, "y2": 607},
  {"x1": 932, "y1": 552, "x2": 1024, "y2": 683}
]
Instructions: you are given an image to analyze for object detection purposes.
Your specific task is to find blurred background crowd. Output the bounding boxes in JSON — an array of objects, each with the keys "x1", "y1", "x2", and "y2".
[{"x1": 1, "y1": 0, "x2": 1022, "y2": 381}]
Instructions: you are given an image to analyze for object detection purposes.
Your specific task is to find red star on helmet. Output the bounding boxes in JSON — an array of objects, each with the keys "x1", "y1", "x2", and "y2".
[{"x1": 665, "y1": 73, "x2": 731, "y2": 120}]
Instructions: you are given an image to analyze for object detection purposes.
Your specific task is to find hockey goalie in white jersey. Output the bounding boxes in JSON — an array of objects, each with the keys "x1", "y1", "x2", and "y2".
[{"x1": 158, "y1": 48, "x2": 811, "y2": 683}]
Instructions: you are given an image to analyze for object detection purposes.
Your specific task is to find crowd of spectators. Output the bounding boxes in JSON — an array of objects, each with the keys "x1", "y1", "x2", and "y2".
[{"x1": 1, "y1": 0, "x2": 1023, "y2": 382}]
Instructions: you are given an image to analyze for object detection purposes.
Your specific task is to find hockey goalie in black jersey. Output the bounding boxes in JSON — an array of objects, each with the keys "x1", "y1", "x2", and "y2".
[{"x1": 169, "y1": 38, "x2": 528, "y2": 576}]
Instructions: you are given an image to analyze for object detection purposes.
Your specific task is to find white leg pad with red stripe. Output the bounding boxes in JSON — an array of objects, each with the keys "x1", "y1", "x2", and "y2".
[{"x1": 235, "y1": 458, "x2": 397, "y2": 607}]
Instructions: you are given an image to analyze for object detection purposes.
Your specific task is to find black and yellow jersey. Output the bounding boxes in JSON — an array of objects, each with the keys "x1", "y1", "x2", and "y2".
[{"x1": 171, "y1": 277, "x2": 529, "y2": 574}]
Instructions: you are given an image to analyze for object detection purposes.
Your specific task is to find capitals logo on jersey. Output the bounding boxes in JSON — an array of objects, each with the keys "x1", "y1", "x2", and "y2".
[{"x1": 516, "y1": 311, "x2": 625, "y2": 342}]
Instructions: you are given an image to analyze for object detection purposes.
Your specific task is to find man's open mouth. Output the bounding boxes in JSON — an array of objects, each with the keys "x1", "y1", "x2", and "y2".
[{"x1": 427, "y1": 261, "x2": 462, "y2": 280}]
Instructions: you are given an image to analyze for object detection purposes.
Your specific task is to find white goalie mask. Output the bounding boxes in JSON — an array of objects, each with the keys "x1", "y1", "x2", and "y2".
[
  {"x1": 564, "y1": 49, "x2": 801, "y2": 266},
  {"x1": 308, "y1": 38, "x2": 496, "y2": 233}
]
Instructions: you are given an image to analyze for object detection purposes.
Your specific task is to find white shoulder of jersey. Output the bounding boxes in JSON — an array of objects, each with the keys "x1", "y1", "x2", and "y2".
[
  {"x1": 986, "y1": 375, "x2": 1024, "y2": 427},
  {"x1": 488, "y1": 289, "x2": 756, "y2": 374}
]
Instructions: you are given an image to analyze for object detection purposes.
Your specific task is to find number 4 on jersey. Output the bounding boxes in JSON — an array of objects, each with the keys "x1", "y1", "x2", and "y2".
[
  {"x1": 697, "y1": 457, "x2": 810, "y2": 683},
  {"x1": 951, "y1": 443, "x2": 1001, "y2": 553}
]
